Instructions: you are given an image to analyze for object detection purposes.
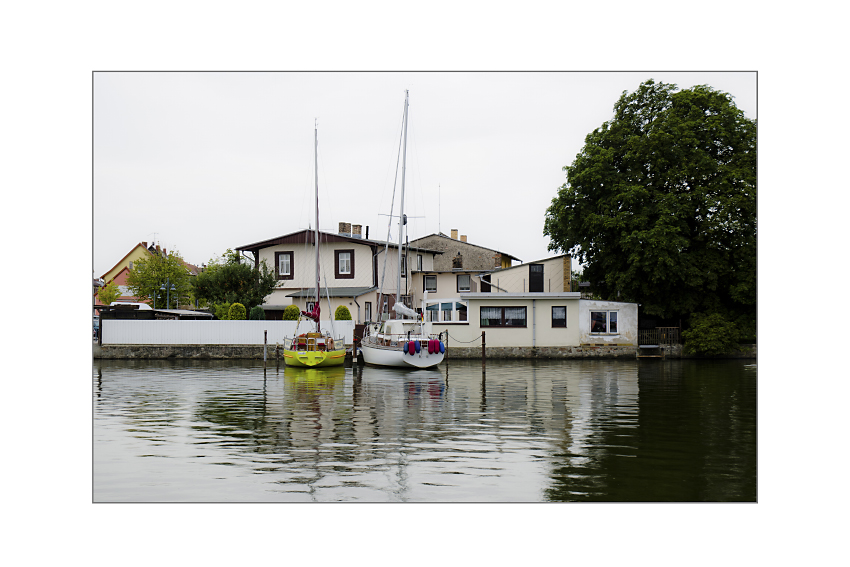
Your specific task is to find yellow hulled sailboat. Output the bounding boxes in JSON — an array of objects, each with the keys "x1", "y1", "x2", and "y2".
[
  {"x1": 283, "y1": 332, "x2": 346, "y2": 367},
  {"x1": 283, "y1": 122, "x2": 346, "y2": 368}
]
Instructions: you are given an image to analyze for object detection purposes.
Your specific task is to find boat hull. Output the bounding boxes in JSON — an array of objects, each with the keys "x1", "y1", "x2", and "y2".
[
  {"x1": 360, "y1": 342, "x2": 444, "y2": 368},
  {"x1": 283, "y1": 348, "x2": 346, "y2": 367}
]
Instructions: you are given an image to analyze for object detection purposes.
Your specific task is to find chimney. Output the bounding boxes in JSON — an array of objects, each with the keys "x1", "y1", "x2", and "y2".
[
  {"x1": 366, "y1": 226, "x2": 369, "y2": 239},
  {"x1": 142, "y1": 241, "x2": 147, "y2": 248},
  {"x1": 453, "y1": 252, "x2": 463, "y2": 269},
  {"x1": 451, "y1": 229, "x2": 458, "y2": 240},
  {"x1": 339, "y1": 222, "x2": 351, "y2": 236},
  {"x1": 461, "y1": 235, "x2": 467, "y2": 243},
  {"x1": 494, "y1": 253, "x2": 502, "y2": 268},
  {"x1": 352, "y1": 224, "x2": 362, "y2": 238}
]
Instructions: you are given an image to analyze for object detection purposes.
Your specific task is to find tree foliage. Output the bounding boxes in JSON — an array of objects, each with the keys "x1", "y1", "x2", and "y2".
[
  {"x1": 228, "y1": 302, "x2": 247, "y2": 320},
  {"x1": 544, "y1": 80, "x2": 756, "y2": 321},
  {"x1": 334, "y1": 305, "x2": 352, "y2": 320},
  {"x1": 249, "y1": 306, "x2": 265, "y2": 320},
  {"x1": 191, "y1": 249, "x2": 276, "y2": 314},
  {"x1": 282, "y1": 305, "x2": 300, "y2": 320},
  {"x1": 683, "y1": 313, "x2": 740, "y2": 355},
  {"x1": 213, "y1": 302, "x2": 231, "y2": 320},
  {"x1": 125, "y1": 249, "x2": 193, "y2": 309},
  {"x1": 97, "y1": 281, "x2": 122, "y2": 305}
]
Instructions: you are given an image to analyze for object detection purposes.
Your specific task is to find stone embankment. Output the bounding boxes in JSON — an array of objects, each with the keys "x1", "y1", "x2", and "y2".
[
  {"x1": 445, "y1": 344, "x2": 756, "y2": 359},
  {"x1": 94, "y1": 343, "x2": 755, "y2": 360}
]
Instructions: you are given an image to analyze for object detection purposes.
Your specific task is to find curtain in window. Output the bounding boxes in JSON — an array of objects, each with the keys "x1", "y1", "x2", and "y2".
[
  {"x1": 552, "y1": 306, "x2": 566, "y2": 327},
  {"x1": 480, "y1": 307, "x2": 502, "y2": 326},
  {"x1": 339, "y1": 253, "x2": 351, "y2": 274},
  {"x1": 504, "y1": 307, "x2": 526, "y2": 326},
  {"x1": 609, "y1": 312, "x2": 618, "y2": 333}
]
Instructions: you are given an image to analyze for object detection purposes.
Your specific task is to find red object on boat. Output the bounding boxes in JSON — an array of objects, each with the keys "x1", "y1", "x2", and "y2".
[{"x1": 301, "y1": 305, "x2": 321, "y2": 322}]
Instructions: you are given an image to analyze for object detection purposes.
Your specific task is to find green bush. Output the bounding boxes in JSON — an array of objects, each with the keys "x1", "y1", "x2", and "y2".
[
  {"x1": 683, "y1": 313, "x2": 741, "y2": 356},
  {"x1": 249, "y1": 306, "x2": 265, "y2": 320},
  {"x1": 214, "y1": 302, "x2": 231, "y2": 320},
  {"x1": 282, "y1": 305, "x2": 300, "y2": 320},
  {"x1": 334, "y1": 305, "x2": 352, "y2": 320},
  {"x1": 228, "y1": 302, "x2": 247, "y2": 320}
]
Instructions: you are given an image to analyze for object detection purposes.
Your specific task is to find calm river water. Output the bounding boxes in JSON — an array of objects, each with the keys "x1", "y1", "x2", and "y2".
[{"x1": 93, "y1": 358, "x2": 756, "y2": 502}]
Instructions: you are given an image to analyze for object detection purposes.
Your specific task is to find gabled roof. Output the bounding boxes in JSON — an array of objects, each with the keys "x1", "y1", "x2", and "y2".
[
  {"x1": 236, "y1": 229, "x2": 442, "y2": 255},
  {"x1": 408, "y1": 232, "x2": 521, "y2": 262},
  {"x1": 100, "y1": 243, "x2": 151, "y2": 280}
]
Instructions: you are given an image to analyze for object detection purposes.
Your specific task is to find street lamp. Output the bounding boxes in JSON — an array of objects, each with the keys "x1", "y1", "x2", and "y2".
[{"x1": 159, "y1": 277, "x2": 177, "y2": 309}]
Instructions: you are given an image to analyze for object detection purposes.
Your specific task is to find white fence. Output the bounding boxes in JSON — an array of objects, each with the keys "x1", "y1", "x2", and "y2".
[{"x1": 102, "y1": 320, "x2": 355, "y2": 346}]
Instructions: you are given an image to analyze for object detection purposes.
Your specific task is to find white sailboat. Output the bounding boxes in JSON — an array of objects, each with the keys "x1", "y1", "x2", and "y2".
[{"x1": 360, "y1": 91, "x2": 446, "y2": 369}]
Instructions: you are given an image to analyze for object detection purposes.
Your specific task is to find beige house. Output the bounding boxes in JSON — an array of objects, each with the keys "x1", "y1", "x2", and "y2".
[
  {"x1": 408, "y1": 253, "x2": 573, "y2": 324},
  {"x1": 235, "y1": 225, "x2": 637, "y2": 348},
  {"x1": 431, "y1": 293, "x2": 638, "y2": 349},
  {"x1": 235, "y1": 224, "x2": 441, "y2": 323}
]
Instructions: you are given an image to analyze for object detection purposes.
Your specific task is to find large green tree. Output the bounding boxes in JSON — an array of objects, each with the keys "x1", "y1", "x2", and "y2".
[
  {"x1": 191, "y1": 249, "x2": 276, "y2": 313},
  {"x1": 125, "y1": 250, "x2": 193, "y2": 309},
  {"x1": 544, "y1": 80, "x2": 756, "y2": 323}
]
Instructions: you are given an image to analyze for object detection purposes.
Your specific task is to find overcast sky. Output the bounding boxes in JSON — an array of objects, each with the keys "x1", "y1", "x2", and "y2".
[{"x1": 93, "y1": 71, "x2": 756, "y2": 277}]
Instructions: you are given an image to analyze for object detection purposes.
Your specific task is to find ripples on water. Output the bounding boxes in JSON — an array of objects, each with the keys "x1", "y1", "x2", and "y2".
[{"x1": 93, "y1": 358, "x2": 756, "y2": 502}]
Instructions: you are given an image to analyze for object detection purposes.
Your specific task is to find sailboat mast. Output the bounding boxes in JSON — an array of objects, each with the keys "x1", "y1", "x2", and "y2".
[
  {"x1": 396, "y1": 90, "x2": 409, "y2": 308},
  {"x1": 314, "y1": 120, "x2": 321, "y2": 333}
]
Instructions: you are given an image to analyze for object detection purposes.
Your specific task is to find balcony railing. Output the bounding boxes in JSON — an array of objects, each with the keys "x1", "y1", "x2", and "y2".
[{"x1": 638, "y1": 327, "x2": 680, "y2": 346}]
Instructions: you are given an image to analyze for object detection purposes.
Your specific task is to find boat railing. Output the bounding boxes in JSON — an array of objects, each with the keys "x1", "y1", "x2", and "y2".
[
  {"x1": 364, "y1": 332, "x2": 441, "y2": 347},
  {"x1": 289, "y1": 335, "x2": 345, "y2": 352}
]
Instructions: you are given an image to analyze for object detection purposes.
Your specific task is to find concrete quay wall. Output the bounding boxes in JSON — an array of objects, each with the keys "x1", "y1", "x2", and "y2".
[
  {"x1": 95, "y1": 343, "x2": 755, "y2": 360},
  {"x1": 446, "y1": 344, "x2": 756, "y2": 359},
  {"x1": 94, "y1": 344, "x2": 290, "y2": 360}
]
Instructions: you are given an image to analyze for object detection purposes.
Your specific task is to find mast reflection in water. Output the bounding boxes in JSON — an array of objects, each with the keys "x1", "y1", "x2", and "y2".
[{"x1": 93, "y1": 358, "x2": 755, "y2": 502}]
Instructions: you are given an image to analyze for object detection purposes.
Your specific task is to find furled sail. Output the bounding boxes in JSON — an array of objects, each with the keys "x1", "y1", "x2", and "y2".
[{"x1": 393, "y1": 302, "x2": 418, "y2": 319}]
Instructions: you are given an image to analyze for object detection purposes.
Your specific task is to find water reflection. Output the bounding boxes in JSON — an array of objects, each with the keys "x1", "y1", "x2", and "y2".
[{"x1": 93, "y1": 358, "x2": 755, "y2": 502}]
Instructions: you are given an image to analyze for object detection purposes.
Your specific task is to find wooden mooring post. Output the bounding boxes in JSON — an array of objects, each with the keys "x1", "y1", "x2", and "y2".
[
  {"x1": 481, "y1": 331, "x2": 486, "y2": 363},
  {"x1": 264, "y1": 330, "x2": 268, "y2": 368}
]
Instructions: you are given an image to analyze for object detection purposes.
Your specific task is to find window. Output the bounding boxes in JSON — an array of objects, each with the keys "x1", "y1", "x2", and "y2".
[
  {"x1": 335, "y1": 249, "x2": 354, "y2": 279},
  {"x1": 275, "y1": 251, "x2": 294, "y2": 280},
  {"x1": 480, "y1": 306, "x2": 527, "y2": 327},
  {"x1": 364, "y1": 302, "x2": 372, "y2": 322},
  {"x1": 591, "y1": 311, "x2": 618, "y2": 334},
  {"x1": 306, "y1": 301, "x2": 316, "y2": 313},
  {"x1": 425, "y1": 300, "x2": 468, "y2": 323},
  {"x1": 457, "y1": 274, "x2": 471, "y2": 292},
  {"x1": 401, "y1": 255, "x2": 406, "y2": 277},
  {"x1": 442, "y1": 304, "x2": 453, "y2": 321},
  {"x1": 129, "y1": 261, "x2": 134, "y2": 270},
  {"x1": 552, "y1": 306, "x2": 567, "y2": 328},
  {"x1": 417, "y1": 254, "x2": 423, "y2": 271},
  {"x1": 481, "y1": 274, "x2": 491, "y2": 293},
  {"x1": 529, "y1": 264, "x2": 544, "y2": 292},
  {"x1": 424, "y1": 275, "x2": 437, "y2": 292}
]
